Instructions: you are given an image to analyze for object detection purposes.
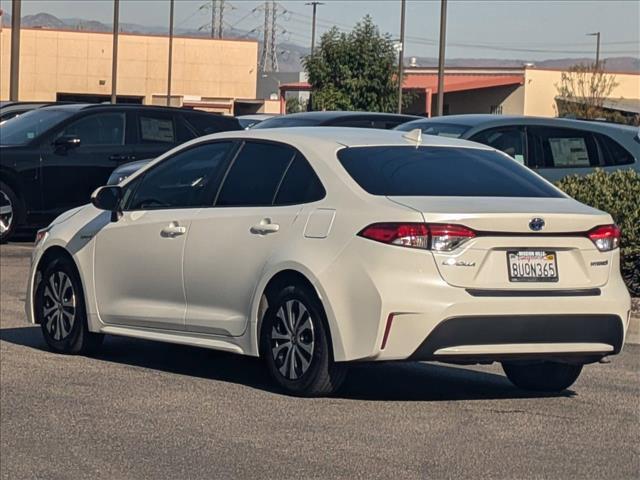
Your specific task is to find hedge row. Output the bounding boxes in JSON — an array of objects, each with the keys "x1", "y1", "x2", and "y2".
[{"x1": 555, "y1": 169, "x2": 640, "y2": 296}]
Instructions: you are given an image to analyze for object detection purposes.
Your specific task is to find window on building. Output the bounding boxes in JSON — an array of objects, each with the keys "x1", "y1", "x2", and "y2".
[{"x1": 490, "y1": 105, "x2": 503, "y2": 115}]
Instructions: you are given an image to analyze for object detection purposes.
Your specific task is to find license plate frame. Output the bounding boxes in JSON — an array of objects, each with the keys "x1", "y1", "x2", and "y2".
[{"x1": 507, "y1": 250, "x2": 559, "y2": 283}]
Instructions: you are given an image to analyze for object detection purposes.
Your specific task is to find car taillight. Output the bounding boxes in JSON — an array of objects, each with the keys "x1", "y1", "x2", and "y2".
[
  {"x1": 587, "y1": 224, "x2": 620, "y2": 251},
  {"x1": 428, "y1": 224, "x2": 476, "y2": 251},
  {"x1": 358, "y1": 223, "x2": 475, "y2": 251}
]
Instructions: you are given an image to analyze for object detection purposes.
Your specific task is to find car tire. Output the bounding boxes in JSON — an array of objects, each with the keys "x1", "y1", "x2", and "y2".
[
  {"x1": 35, "y1": 256, "x2": 104, "y2": 354},
  {"x1": 0, "y1": 181, "x2": 20, "y2": 243},
  {"x1": 261, "y1": 285, "x2": 347, "y2": 397},
  {"x1": 502, "y1": 361, "x2": 583, "y2": 392}
]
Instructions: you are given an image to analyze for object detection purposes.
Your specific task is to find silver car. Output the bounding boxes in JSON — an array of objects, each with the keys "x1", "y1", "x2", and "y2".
[{"x1": 396, "y1": 115, "x2": 639, "y2": 182}]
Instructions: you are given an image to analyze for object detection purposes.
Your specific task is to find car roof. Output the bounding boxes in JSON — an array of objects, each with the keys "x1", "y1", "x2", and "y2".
[
  {"x1": 275, "y1": 111, "x2": 421, "y2": 121},
  {"x1": 401, "y1": 114, "x2": 638, "y2": 134},
  {"x1": 38, "y1": 103, "x2": 221, "y2": 114},
  {"x1": 203, "y1": 126, "x2": 494, "y2": 150}
]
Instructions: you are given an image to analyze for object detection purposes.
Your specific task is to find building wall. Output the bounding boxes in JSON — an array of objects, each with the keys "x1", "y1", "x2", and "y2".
[
  {"x1": 523, "y1": 68, "x2": 640, "y2": 117},
  {"x1": 438, "y1": 84, "x2": 525, "y2": 115},
  {"x1": 0, "y1": 28, "x2": 258, "y2": 104}
]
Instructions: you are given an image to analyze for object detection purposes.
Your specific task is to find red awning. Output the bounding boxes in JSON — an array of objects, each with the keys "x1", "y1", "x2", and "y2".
[
  {"x1": 279, "y1": 75, "x2": 523, "y2": 94},
  {"x1": 402, "y1": 74, "x2": 524, "y2": 93}
]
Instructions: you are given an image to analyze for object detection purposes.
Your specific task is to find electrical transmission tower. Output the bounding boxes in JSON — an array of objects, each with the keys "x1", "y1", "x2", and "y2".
[
  {"x1": 259, "y1": 1, "x2": 279, "y2": 72},
  {"x1": 201, "y1": 0, "x2": 226, "y2": 39}
]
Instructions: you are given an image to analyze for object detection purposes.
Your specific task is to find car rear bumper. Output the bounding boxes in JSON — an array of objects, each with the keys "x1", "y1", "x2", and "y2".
[{"x1": 409, "y1": 314, "x2": 624, "y2": 362}]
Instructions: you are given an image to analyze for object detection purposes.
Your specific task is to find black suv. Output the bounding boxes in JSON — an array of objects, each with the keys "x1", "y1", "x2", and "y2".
[{"x1": 0, "y1": 104, "x2": 241, "y2": 241}]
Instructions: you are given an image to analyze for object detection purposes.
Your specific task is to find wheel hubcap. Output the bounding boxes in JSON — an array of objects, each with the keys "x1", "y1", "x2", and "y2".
[
  {"x1": 43, "y1": 271, "x2": 76, "y2": 341},
  {"x1": 270, "y1": 299, "x2": 315, "y2": 380},
  {"x1": 0, "y1": 190, "x2": 13, "y2": 235}
]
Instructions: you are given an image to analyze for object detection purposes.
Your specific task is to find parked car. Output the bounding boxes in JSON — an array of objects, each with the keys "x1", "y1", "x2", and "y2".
[
  {"x1": 396, "y1": 114, "x2": 640, "y2": 182},
  {"x1": 237, "y1": 114, "x2": 277, "y2": 129},
  {"x1": 27, "y1": 127, "x2": 630, "y2": 396},
  {"x1": 0, "y1": 101, "x2": 62, "y2": 124},
  {"x1": 252, "y1": 111, "x2": 421, "y2": 130},
  {"x1": 0, "y1": 104, "x2": 241, "y2": 242},
  {"x1": 105, "y1": 111, "x2": 423, "y2": 185}
]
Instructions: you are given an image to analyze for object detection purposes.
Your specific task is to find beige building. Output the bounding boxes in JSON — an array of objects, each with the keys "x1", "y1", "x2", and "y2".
[
  {"x1": 0, "y1": 27, "x2": 263, "y2": 114},
  {"x1": 396, "y1": 66, "x2": 640, "y2": 117}
]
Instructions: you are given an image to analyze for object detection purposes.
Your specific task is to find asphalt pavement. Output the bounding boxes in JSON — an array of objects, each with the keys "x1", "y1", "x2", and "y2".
[{"x1": 1, "y1": 243, "x2": 639, "y2": 479}]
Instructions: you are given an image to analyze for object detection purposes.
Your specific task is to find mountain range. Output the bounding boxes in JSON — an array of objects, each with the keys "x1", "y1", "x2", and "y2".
[{"x1": 2, "y1": 12, "x2": 638, "y2": 73}]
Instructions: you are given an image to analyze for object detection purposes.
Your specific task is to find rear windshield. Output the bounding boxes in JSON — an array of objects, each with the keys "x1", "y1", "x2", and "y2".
[
  {"x1": 337, "y1": 146, "x2": 563, "y2": 197},
  {"x1": 395, "y1": 121, "x2": 470, "y2": 138}
]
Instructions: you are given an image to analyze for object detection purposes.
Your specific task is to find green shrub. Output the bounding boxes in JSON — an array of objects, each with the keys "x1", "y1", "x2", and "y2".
[{"x1": 555, "y1": 169, "x2": 640, "y2": 295}]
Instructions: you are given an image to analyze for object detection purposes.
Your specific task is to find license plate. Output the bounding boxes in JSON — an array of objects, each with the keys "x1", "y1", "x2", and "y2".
[{"x1": 507, "y1": 250, "x2": 558, "y2": 282}]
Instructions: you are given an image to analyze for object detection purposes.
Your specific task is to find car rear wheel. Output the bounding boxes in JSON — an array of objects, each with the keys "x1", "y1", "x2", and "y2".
[
  {"x1": 0, "y1": 181, "x2": 19, "y2": 243},
  {"x1": 261, "y1": 285, "x2": 347, "y2": 397},
  {"x1": 502, "y1": 361, "x2": 583, "y2": 392},
  {"x1": 36, "y1": 256, "x2": 104, "y2": 354}
]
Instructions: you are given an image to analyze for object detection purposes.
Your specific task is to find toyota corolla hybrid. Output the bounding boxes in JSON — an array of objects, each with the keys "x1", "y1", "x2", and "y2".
[{"x1": 26, "y1": 127, "x2": 631, "y2": 396}]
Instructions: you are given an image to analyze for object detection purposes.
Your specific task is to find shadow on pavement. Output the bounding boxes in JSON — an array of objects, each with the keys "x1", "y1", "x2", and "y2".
[{"x1": 0, "y1": 325, "x2": 574, "y2": 401}]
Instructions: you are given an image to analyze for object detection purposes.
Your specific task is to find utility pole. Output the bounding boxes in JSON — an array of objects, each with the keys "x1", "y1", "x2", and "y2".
[
  {"x1": 210, "y1": 0, "x2": 216, "y2": 38},
  {"x1": 397, "y1": 0, "x2": 406, "y2": 113},
  {"x1": 167, "y1": 0, "x2": 174, "y2": 106},
  {"x1": 436, "y1": 0, "x2": 447, "y2": 116},
  {"x1": 587, "y1": 31, "x2": 600, "y2": 70},
  {"x1": 110, "y1": 0, "x2": 120, "y2": 104},
  {"x1": 9, "y1": 0, "x2": 21, "y2": 101},
  {"x1": 305, "y1": 1, "x2": 323, "y2": 53},
  {"x1": 217, "y1": 0, "x2": 224, "y2": 38}
]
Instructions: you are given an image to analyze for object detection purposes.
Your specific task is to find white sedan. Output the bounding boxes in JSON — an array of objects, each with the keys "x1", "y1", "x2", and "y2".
[{"x1": 26, "y1": 127, "x2": 631, "y2": 396}]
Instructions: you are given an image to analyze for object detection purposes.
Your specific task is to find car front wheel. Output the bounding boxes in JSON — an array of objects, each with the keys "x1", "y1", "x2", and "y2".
[
  {"x1": 261, "y1": 285, "x2": 346, "y2": 397},
  {"x1": 0, "y1": 181, "x2": 19, "y2": 243},
  {"x1": 35, "y1": 256, "x2": 104, "y2": 354},
  {"x1": 502, "y1": 361, "x2": 583, "y2": 392}
]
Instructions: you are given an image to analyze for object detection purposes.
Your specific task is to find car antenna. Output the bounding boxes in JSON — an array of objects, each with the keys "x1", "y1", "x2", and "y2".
[{"x1": 402, "y1": 128, "x2": 422, "y2": 147}]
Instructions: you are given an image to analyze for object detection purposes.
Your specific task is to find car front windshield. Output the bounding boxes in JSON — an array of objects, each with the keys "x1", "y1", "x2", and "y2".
[
  {"x1": 395, "y1": 121, "x2": 470, "y2": 138},
  {"x1": 0, "y1": 109, "x2": 74, "y2": 145}
]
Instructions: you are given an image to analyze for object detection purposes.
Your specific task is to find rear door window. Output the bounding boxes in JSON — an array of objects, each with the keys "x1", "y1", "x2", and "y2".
[
  {"x1": 528, "y1": 126, "x2": 599, "y2": 168},
  {"x1": 216, "y1": 141, "x2": 296, "y2": 206},
  {"x1": 469, "y1": 127, "x2": 527, "y2": 165},
  {"x1": 595, "y1": 134, "x2": 635, "y2": 166},
  {"x1": 138, "y1": 112, "x2": 177, "y2": 144},
  {"x1": 337, "y1": 146, "x2": 562, "y2": 198},
  {"x1": 274, "y1": 154, "x2": 325, "y2": 205}
]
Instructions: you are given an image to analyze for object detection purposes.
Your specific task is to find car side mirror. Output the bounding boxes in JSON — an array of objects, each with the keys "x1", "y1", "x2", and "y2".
[
  {"x1": 91, "y1": 186, "x2": 122, "y2": 222},
  {"x1": 53, "y1": 135, "x2": 81, "y2": 150}
]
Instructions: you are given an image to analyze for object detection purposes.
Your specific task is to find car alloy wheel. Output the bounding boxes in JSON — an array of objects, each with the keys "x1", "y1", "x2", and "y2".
[
  {"x1": 270, "y1": 299, "x2": 315, "y2": 380},
  {"x1": 0, "y1": 190, "x2": 13, "y2": 237},
  {"x1": 42, "y1": 271, "x2": 76, "y2": 341}
]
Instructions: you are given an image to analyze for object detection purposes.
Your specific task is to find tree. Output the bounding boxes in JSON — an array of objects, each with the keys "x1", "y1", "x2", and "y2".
[
  {"x1": 303, "y1": 16, "x2": 399, "y2": 112},
  {"x1": 286, "y1": 97, "x2": 308, "y2": 114},
  {"x1": 555, "y1": 63, "x2": 620, "y2": 121}
]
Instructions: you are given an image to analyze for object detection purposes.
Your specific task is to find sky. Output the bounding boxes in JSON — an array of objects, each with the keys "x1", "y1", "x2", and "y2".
[{"x1": 0, "y1": 0, "x2": 638, "y2": 60}]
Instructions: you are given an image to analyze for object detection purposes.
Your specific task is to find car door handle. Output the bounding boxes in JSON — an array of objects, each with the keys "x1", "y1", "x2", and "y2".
[
  {"x1": 250, "y1": 220, "x2": 280, "y2": 235},
  {"x1": 161, "y1": 223, "x2": 187, "y2": 238}
]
